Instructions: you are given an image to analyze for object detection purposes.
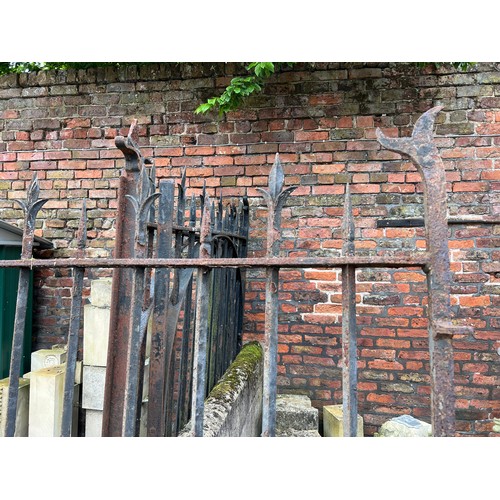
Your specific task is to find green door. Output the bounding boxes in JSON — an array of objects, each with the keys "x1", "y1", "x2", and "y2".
[{"x1": 0, "y1": 246, "x2": 33, "y2": 379}]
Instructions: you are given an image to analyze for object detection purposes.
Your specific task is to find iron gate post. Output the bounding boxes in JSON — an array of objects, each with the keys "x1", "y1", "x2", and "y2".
[
  {"x1": 122, "y1": 168, "x2": 160, "y2": 436},
  {"x1": 341, "y1": 184, "x2": 358, "y2": 437},
  {"x1": 190, "y1": 196, "x2": 212, "y2": 436},
  {"x1": 376, "y1": 106, "x2": 472, "y2": 436},
  {"x1": 102, "y1": 120, "x2": 142, "y2": 436},
  {"x1": 257, "y1": 154, "x2": 296, "y2": 437},
  {"x1": 4, "y1": 174, "x2": 47, "y2": 437},
  {"x1": 147, "y1": 179, "x2": 174, "y2": 437}
]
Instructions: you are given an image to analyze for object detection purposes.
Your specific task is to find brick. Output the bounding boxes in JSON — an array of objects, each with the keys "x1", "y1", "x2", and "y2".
[
  {"x1": 452, "y1": 182, "x2": 489, "y2": 192},
  {"x1": 295, "y1": 131, "x2": 329, "y2": 142},
  {"x1": 459, "y1": 296, "x2": 491, "y2": 307}
]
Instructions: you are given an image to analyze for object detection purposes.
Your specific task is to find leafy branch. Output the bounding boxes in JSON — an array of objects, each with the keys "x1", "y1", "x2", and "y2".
[{"x1": 195, "y1": 62, "x2": 292, "y2": 116}]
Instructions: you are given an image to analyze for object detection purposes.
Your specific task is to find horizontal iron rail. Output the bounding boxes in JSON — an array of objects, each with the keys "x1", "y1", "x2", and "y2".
[
  {"x1": 147, "y1": 222, "x2": 248, "y2": 241},
  {"x1": 0, "y1": 254, "x2": 430, "y2": 269},
  {"x1": 377, "y1": 216, "x2": 500, "y2": 228}
]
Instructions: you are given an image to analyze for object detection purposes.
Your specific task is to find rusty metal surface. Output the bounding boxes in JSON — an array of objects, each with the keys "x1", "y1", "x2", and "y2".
[
  {"x1": 4, "y1": 174, "x2": 47, "y2": 437},
  {"x1": 60, "y1": 201, "x2": 87, "y2": 437},
  {"x1": 147, "y1": 180, "x2": 174, "y2": 437},
  {"x1": 0, "y1": 254, "x2": 432, "y2": 270},
  {"x1": 190, "y1": 197, "x2": 212, "y2": 436},
  {"x1": 174, "y1": 196, "x2": 197, "y2": 434},
  {"x1": 341, "y1": 184, "x2": 358, "y2": 437},
  {"x1": 378, "y1": 217, "x2": 500, "y2": 228},
  {"x1": 376, "y1": 106, "x2": 466, "y2": 437},
  {"x1": 1, "y1": 107, "x2": 468, "y2": 439},
  {"x1": 122, "y1": 168, "x2": 161, "y2": 436},
  {"x1": 257, "y1": 154, "x2": 297, "y2": 437},
  {"x1": 101, "y1": 120, "x2": 142, "y2": 436}
]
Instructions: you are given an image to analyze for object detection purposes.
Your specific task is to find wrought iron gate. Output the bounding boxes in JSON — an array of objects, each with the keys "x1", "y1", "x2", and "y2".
[{"x1": 1, "y1": 107, "x2": 472, "y2": 437}]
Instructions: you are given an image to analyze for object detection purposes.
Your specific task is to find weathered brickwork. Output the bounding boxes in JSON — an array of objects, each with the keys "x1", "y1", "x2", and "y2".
[{"x1": 0, "y1": 62, "x2": 499, "y2": 436}]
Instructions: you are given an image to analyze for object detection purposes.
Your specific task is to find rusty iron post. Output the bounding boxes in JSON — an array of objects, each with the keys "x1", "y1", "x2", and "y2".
[
  {"x1": 377, "y1": 106, "x2": 472, "y2": 437},
  {"x1": 4, "y1": 174, "x2": 47, "y2": 437},
  {"x1": 60, "y1": 201, "x2": 87, "y2": 437},
  {"x1": 190, "y1": 196, "x2": 212, "y2": 436},
  {"x1": 121, "y1": 168, "x2": 160, "y2": 436},
  {"x1": 102, "y1": 120, "x2": 142, "y2": 436},
  {"x1": 147, "y1": 179, "x2": 174, "y2": 437},
  {"x1": 341, "y1": 184, "x2": 358, "y2": 437},
  {"x1": 257, "y1": 154, "x2": 296, "y2": 437}
]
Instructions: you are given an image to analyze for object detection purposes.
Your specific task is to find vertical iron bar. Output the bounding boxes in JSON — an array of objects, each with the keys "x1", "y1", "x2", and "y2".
[
  {"x1": 377, "y1": 107, "x2": 467, "y2": 436},
  {"x1": 257, "y1": 154, "x2": 296, "y2": 437},
  {"x1": 122, "y1": 265, "x2": 146, "y2": 436},
  {"x1": 262, "y1": 266, "x2": 280, "y2": 437},
  {"x1": 102, "y1": 120, "x2": 142, "y2": 436},
  {"x1": 147, "y1": 180, "x2": 174, "y2": 437},
  {"x1": 176, "y1": 195, "x2": 197, "y2": 433},
  {"x1": 165, "y1": 175, "x2": 187, "y2": 436},
  {"x1": 341, "y1": 184, "x2": 358, "y2": 437},
  {"x1": 5, "y1": 174, "x2": 47, "y2": 437},
  {"x1": 190, "y1": 196, "x2": 212, "y2": 436},
  {"x1": 60, "y1": 201, "x2": 87, "y2": 437},
  {"x1": 121, "y1": 169, "x2": 160, "y2": 437}
]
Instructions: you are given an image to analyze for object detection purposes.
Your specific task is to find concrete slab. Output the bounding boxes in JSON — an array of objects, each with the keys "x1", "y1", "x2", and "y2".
[
  {"x1": 82, "y1": 365, "x2": 106, "y2": 411},
  {"x1": 83, "y1": 305, "x2": 110, "y2": 367},
  {"x1": 89, "y1": 278, "x2": 112, "y2": 308},
  {"x1": 323, "y1": 404, "x2": 364, "y2": 437},
  {"x1": 85, "y1": 409, "x2": 103, "y2": 437},
  {"x1": 0, "y1": 377, "x2": 30, "y2": 437},
  {"x1": 377, "y1": 414, "x2": 432, "y2": 437},
  {"x1": 31, "y1": 347, "x2": 67, "y2": 372},
  {"x1": 28, "y1": 365, "x2": 65, "y2": 437}
]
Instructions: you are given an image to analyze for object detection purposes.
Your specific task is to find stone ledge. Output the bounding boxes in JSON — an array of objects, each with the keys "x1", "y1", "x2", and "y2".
[
  {"x1": 180, "y1": 341, "x2": 263, "y2": 437},
  {"x1": 276, "y1": 394, "x2": 319, "y2": 436}
]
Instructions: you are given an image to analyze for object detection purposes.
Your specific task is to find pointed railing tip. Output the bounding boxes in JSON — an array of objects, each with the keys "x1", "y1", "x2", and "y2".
[{"x1": 269, "y1": 153, "x2": 284, "y2": 201}]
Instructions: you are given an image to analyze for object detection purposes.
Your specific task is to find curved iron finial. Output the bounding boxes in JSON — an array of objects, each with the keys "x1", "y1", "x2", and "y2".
[
  {"x1": 115, "y1": 119, "x2": 143, "y2": 171},
  {"x1": 13, "y1": 173, "x2": 48, "y2": 258},
  {"x1": 376, "y1": 106, "x2": 443, "y2": 168},
  {"x1": 126, "y1": 167, "x2": 161, "y2": 247}
]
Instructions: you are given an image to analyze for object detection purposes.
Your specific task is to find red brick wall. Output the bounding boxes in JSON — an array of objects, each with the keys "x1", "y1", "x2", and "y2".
[{"x1": 0, "y1": 62, "x2": 499, "y2": 435}]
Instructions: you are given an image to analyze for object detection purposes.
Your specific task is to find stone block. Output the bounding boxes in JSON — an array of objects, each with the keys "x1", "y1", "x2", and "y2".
[
  {"x1": 31, "y1": 346, "x2": 67, "y2": 372},
  {"x1": 83, "y1": 305, "x2": 110, "y2": 366},
  {"x1": 82, "y1": 365, "x2": 106, "y2": 411},
  {"x1": 0, "y1": 377, "x2": 30, "y2": 437},
  {"x1": 28, "y1": 364, "x2": 65, "y2": 437},
  {"x1": 323, "y1": 404, "x2": 364, "y2": 437},
  {"x1": 85, "y1": 409, "x2": 103, "y2": 437},
  {"x1": 89, "y1": 278, "x2": 112, "y2": 308},
  {"x1": 276, "y1": 394, "x2": 319, "y2": 436},
  {"x1": 377, "y1": 414, "x2": 432, "y2": 437}
]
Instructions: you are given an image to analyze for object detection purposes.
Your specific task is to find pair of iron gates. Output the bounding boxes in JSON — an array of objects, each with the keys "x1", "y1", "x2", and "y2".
[{"x1": 1, "y1": 106, "x2": 471, "y2": 437}]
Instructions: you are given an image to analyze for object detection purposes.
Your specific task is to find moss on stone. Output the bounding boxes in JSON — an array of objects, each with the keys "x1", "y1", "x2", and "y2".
[{"x1": 207, "y1": 341, "x2": 263, "y2": 405}]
